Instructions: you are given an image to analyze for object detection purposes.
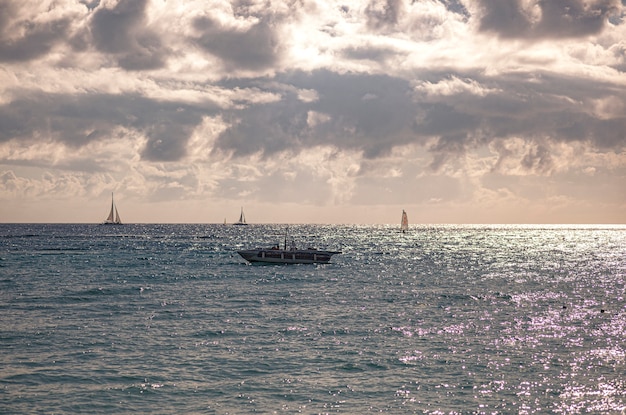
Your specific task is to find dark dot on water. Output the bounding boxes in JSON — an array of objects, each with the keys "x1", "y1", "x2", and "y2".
[{"x1": 600, "y1": 309, "x2": 605, "y2": 313}]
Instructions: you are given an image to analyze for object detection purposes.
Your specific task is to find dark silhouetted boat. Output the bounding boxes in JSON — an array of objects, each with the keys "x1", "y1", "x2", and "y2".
[{"x1": 237, "y1": 229, "x2": 340, "y2": 264}]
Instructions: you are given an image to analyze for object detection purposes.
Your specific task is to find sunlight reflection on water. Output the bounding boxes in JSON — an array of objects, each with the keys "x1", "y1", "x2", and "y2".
[{"x1": 0, "y1": 224, "x2": 624, "y2": 413}]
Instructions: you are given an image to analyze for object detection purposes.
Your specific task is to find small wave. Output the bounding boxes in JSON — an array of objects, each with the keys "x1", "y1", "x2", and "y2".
[{"x1": 337, "y1": 363, "x2": 365, "y2": 372}]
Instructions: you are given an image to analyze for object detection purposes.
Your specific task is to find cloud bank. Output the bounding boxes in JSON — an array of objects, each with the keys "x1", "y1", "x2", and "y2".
[{"x1": 0, "y1": 0, "x2": 624, "y2": 223}]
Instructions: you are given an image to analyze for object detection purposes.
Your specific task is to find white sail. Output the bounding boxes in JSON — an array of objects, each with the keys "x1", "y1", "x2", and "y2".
[
  {"x1": 234, "y1": 207, "x2": 247, "y2": 225},
  {"x1": 106, "y1": 199, "x2": 115, "y2": 223},
  {"x1": 400, "y1": 210, "x2": 408, "y2": 232},
  {"x1": 103, "y1": 193, "x2": 123, "y2": 225}
]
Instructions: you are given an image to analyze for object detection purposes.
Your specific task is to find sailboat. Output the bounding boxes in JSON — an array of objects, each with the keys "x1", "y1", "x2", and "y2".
[
  {"x1": 233, "y1": 207, "x2": 248, "y2": 226},
  {"x1": 102, "y1": 193, "x2": 123, "y2": 225},
  {"x1": 400, "y1": 210, "x2": 408, "y2": 233}
]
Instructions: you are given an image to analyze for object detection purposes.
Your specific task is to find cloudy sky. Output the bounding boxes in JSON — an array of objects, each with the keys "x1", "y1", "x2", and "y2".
[{"x1": 1, "y1": 0, "x2": 625, "y2": 224}]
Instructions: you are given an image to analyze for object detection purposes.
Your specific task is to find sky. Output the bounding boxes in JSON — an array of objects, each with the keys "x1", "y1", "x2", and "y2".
[{"x1": 0, "y1": 0, "x2": 625, "y2": 224}]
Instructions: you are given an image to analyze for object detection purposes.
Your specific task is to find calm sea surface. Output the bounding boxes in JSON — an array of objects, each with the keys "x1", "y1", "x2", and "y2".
[{"x1": 1, "y1": 224, "x2": 624, "y2": 414}]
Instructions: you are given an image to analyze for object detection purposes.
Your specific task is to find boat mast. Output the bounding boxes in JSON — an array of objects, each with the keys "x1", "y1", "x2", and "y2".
[
  {"x1": 284, "y1": 227, "x2": 288, "y2": 250},
  {"x1": 106, "y1": 193, "x2": 115, "y2": 222}
]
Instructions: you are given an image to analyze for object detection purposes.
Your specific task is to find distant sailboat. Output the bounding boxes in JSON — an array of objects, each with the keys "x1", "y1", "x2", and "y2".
[
  {"x1": 234, "y1": 207, "x2": 248, "y2": 226},
  {"x1": 400, "y1": 210, "x2": 408, "y2": 233},
  {"x1": 102, "y1": 193, "x2": 122, "y2": 225}
]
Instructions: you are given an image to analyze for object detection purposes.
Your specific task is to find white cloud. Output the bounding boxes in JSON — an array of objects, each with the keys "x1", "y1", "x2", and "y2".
[
  {"x1": 307, "y1": 111, "x2": 331, "y2": 127},
  {"x1": 412, "y1": 76, "x2": 497, "y2": 98},
  {"x1": 0, "y1": 0, "x2": 624, "y2": 223}
]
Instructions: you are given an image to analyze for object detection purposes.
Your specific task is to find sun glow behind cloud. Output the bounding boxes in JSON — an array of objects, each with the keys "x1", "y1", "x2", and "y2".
[{"x1": 0, "y1": 0, "x2": 624, "y2": 223}]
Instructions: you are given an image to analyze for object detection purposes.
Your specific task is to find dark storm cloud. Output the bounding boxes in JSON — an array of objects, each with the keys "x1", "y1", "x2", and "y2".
[
  {"x1": 141, "y1": 114, "x2": 200, "y2": 162},
  {"x1": 439, "y1": 0, "x2": 470, "y2": 18},
  {"x1": 413, "y1": 102, "x2": 480, "y2": 138},
  {"x1": 342, "y1": 45, "x2": 400, "y2": 62},
  {"x1": 215, "y1": 97, "x2": 309, "y2": 156},
  {"x1": 0, "y1": 1, "x2": 71, "y2": 62},
  {"x1": 521, "y1": 143, "x2": 553, "y2": 173},
  {"x1": 214, "y1": 71, "x2": 417, "y2": 159},
  {"x1": 475, "y1": 0, "x2": 621, "y2": 39},
  {"x1": 211, "y1": 69, "x2": 625, "y2": 173},
  {"x1": 90, "y1": 0, "x2": 168, "y2": 70},
  {"x1": 365, "y1": 0, "x2": 404, "y2": 29},
  {"x1": 474, "y1": 0, "x2": 530, "y2": 37},
  {"x1": 91, "y1": 0, "x2": 146, "y2": 53},
  {"x1": 0, "y1": 91, "x2": 218, "y2": 163},
  {"x1": 535, "y1": 0, "x2": 618, "y2": 38},
  {"x1": 428, "y1": 133, "x2": 471, "y2": 171},
  {"x1": 410, "y1": 71, "x2": 626, "y2": 173},
  {"x1": 302, "y1": 71, "x2": 417, "y2": 158},
  {"x1": 2, "y1": 65, "x2": 623, "y2": 172},
  {"x1": 193, "y1": 16, "x2": 281, "y2": 71},
  {"x1": 80, "y1": 0, "x2": 101, "y2": 11},
  {"x1": 491, "y1": 72, "x2": 626, "y2": 149}
]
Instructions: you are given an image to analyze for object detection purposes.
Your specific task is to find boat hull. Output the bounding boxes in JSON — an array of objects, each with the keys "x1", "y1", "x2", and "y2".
[{"x1": 238, "y1": 249, "x2": 341, "y2": 264}]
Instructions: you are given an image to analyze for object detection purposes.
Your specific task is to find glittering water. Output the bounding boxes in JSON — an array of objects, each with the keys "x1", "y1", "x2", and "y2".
[{"x1": 1, "y1": 224, "x2": 624, "y2": 414}]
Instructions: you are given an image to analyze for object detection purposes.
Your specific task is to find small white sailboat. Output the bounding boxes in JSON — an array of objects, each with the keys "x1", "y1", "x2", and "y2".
[
  {"x1": 233, "y1": 207, "x2": 248, "y2": 226},
  {"x1": 102, "y1": 193, "x2": 123, "y2": 225},
  {"x1": 400, "y1": 210, "x2": 408, "y2": 233}
]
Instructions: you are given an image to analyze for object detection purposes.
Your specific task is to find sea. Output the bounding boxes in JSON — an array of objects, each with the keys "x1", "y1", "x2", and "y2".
[{"x1": 1, "y1": 223, "x2": 624, "y2": 414}]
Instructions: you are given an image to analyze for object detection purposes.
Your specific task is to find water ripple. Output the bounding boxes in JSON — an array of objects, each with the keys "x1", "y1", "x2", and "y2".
[{"x1": 0, "y1": 224, "x2": 624, "y2": 413}]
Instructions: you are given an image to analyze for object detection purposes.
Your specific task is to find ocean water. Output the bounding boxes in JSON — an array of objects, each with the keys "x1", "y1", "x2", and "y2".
[{"x1": 0, "y1": 223, "x2": 624, "y2": 414}]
